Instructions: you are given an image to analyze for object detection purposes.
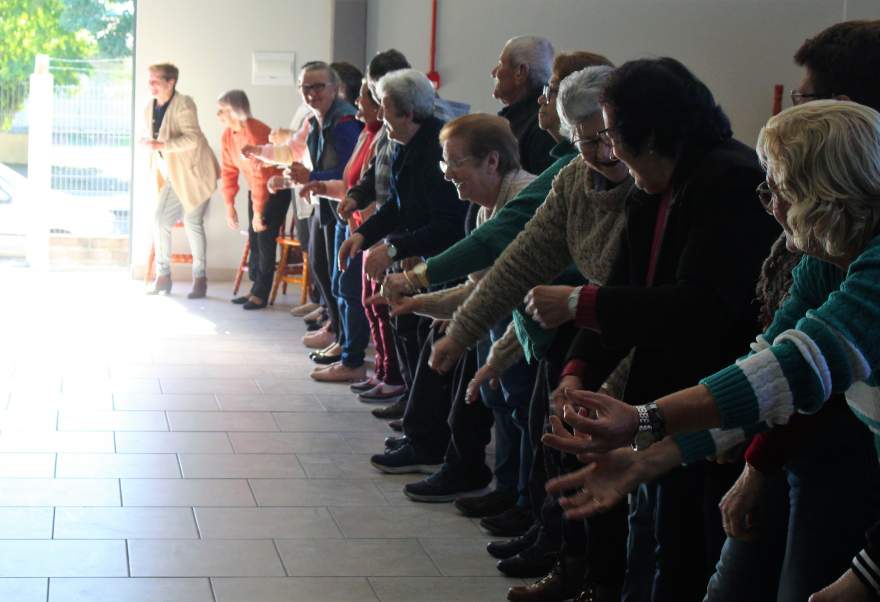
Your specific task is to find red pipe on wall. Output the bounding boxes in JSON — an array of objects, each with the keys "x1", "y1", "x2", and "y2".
[{"x1": 426, "y1": 0, "x2": 441, "y2": 89}]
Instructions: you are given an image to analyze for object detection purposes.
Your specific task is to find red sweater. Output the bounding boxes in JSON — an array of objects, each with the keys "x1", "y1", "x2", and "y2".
[
  {"x1": 220, "y1": 118, "x2": 282, "y2": 214},
  {"x1": 343, "y1": 121, "x2": 382, "y2": 228}
]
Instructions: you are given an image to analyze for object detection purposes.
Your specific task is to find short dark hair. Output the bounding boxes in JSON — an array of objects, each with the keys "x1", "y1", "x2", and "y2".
[
  {"x1": 367, "y1": 49, "x2": 411, "y2": 83},
  {"x1": 601, "y1": 57, "x2": 732, "y2": 159},
  {"x1": 149, "y1": 63, "x2": 179, "y2": 86},
  {"x1": 794, "y1": 20, "x2": 880, "y2": 111},
  {"x1": 330, "y1": 61, "x2": 363, "y2": 104}
]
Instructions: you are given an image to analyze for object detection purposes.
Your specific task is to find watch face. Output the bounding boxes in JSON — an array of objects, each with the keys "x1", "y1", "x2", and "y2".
[{"x1": 634, "y1": 431, "x2": 654, "y2": 450}]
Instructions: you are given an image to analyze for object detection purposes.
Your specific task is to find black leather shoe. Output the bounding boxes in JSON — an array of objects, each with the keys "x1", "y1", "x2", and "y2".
[
  {"x1": 572, "y1": 583, "x2": 622, "y2": 602},
  {"x1": 384, "y1": 435, "x2": 407, "y2": 450},
  {"x1": 387, "y1": 418, "x2": 403, "y2": 432},
  {"x1": 497, "y1": 546, "x2": 558, "y2": 579},
  {"x1": 454, "y1": 488, "x2": 517, "y2": 518},
  {"x1": 231, "y1": 296, "x2": 250, "y2": 304},
  {"x1": 481, "y1": 505, "x2": 533, "y2": 537},
  {"x1": 309, "y1": 351, "x2": 342, "y2": 365},
  {"x1": 372, "y1": 397, "x2": 406, "y2": 420},
  {"x1": 243, "y1": 299, "x2": 267, "y2": 310},
  {"x1": 306, "y1": 320, "x2": 324, "y2": 331},
  {"x1": 487, "y1": 523, "x2": 540, "y2": 560},
  {"x1": 370, "y1": 443, "x2": 443, "y2": 475},
  {"x1": 404, "y1": 464, "x2": 492, "y2": 502}
]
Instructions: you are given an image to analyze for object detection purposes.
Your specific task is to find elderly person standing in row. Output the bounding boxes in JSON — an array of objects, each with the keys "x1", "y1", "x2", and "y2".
[
  {"x1": 491, "y1": 35, "x2": 557, "y2": 175},
  {"x1": 142, "y1": 63, "x2": 219, "y2": 298},
  {"x1": 217, "y1": 90, "x2": 290, "y2": 310},
  {"x1": 277, "y1": 62, "x2": 362, "y2": 354}
]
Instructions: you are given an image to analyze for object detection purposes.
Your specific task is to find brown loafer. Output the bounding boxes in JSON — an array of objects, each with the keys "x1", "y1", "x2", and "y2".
[{"x1": 187, "y1": 277, "x2": 207, "y2": 299}]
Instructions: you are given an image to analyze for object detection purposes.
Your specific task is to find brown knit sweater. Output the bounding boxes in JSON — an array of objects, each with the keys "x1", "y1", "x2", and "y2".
[{"x1": 446, "y1": 157, "x2": 634, "y2": 350}]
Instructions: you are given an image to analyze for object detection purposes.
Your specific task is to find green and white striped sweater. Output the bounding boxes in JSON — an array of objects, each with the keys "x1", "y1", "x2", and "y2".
[{"x1": 674, "y1": 234, "x2": 880, "y2": 464}]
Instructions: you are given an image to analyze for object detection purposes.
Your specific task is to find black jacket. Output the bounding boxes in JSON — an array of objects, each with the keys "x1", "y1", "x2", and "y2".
[
  {"x1": 568, "y1": 138, "x2": 781, "y2": 404},
  {"x1": 499, "y1": 91, "x2": 556, "y2": 175},
  {"x1": 355, "y1": 116, "x2": 466, "y2": 259}
]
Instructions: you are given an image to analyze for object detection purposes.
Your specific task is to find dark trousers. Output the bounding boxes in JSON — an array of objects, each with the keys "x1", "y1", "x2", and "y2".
[
  {"x1": 247, "y1": 189, "x2": 291, "y2": 299},
  {"x1": 307, "y1": 214, "x2": 340, "y2": 336},
  {"x1": 331, "y1": 223, "x2": 369, "y2": 367},
  {"x1": 400, "y1": 323, "x2": 455, "y2": 458},
  {"x1": 443, "y1": 344, "x2": 493, "y2": 477}
]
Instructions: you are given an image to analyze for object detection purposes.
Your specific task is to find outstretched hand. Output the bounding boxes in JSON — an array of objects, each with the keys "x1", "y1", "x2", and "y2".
[
  {"x1": 466, "y1": 364, "x2": 499, "y2": 404},
  {"x1": 429, "y1": 335, "x2": 465, "y2": 374},
  {"x1": 337, "y1": 234, "x2": 365, "y2": 271},
  {"x1": 541, "y1": 389, "x2": 639, "y2": 454}
]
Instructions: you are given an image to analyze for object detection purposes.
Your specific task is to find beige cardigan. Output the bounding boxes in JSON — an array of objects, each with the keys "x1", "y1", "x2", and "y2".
[{"x1": 144, "y1": 92, "x2": 220, "y2": 213}]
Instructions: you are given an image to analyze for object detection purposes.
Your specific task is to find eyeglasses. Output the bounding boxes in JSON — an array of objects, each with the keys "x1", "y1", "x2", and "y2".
[
  {"x1": 789, "y1": 89, "x2": 826, "y2": 106},
  {"x1": 756, "y1": 180, "x2": 789, "y2": 214},
  {"x1": 299, "y1": 82, "x2": 329, "y2": 94},
  {"x1": 540, "y1": 84, "x2": 559, "y2": 103},
  {"x1": 571, "y1": 135, "x2": 603, "y2": 151},
  {"x1": 596, "y1": 125, "x2": 620, "y2": 145},
  {"x1": 439, "y1": 156, "x2": 477, "y2": 174}
]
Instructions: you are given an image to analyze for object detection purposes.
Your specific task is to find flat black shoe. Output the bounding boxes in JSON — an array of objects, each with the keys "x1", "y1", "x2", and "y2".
[
  {"x1": 387, "y1": 418, "x2": 403, "y2": 432},
  {"x1": 403, "y1": 464, "x2": 492, "y2": 502},
  {"x1": 306, "y1": 319, "x2": 324, "y2": 331},
  {"x1": 480, "y1": 505, "x2": 533, "y2": 537},
  {"x1": 369, "y1": 443, "x2": 443, "y2": 475},
  {"x1": 231, "y1": 296, "x2": 250, "y2": 304},
  {"x1": 243, "y1": 300, "x2": 267, "y2": 310},
  {"x1": 384, "y1": 435, "x2": 408, "y2": 450},
  {"x1": 497, "y1": 546, "x2": 558, "y2": 579},
  {"x1": 454, "y1": 488, "x2": 517, "y2": 518},
  {"x1": 487, "y1": 523, "x2": 540, "y2": 560},
  {"x1": 310, "y1": 351, "x2": 342, "y2": 365}
]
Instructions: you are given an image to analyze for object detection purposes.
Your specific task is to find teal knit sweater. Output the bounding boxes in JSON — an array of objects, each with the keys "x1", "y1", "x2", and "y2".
[{"x1": 675, "y1": 234, "x2": 880, "y2": 463}]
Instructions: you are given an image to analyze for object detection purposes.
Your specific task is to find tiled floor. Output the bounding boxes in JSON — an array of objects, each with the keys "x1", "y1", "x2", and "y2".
[{"x1": 0, "y1": 270, "x2": 520, "y2": 601}]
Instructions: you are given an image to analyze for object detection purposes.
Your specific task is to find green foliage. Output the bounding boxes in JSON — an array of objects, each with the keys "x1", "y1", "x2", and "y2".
[{"x1": 0, "y1": 0, "x2": 133, "y2": 130}]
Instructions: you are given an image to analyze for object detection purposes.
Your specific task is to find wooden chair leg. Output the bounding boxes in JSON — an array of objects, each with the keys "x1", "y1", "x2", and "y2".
[
  {"x1": 299, "y1": 251, "x2": 310, "y2": 306},
  {"x1": 233, "y1": 240, "x2": 249, "y2": 295},
  {"x1": 269, "y1": 243, "x2": 288, "y2": 306}
]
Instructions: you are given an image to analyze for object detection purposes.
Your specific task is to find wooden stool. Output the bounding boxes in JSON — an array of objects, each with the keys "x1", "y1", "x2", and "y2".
[
  {"x1": 232, "y1": 236, "x2": 250, "y2": 296},
  {"x1": 144, "y1": 220, "x2": 192, "y2": 283},
  {"x1": 269, "y1": 234, "x2": 309, "y2": 306}
]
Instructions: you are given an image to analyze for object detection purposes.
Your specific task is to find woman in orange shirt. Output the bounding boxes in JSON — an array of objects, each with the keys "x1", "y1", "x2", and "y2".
[{"x1": 217, "y1": 90, "x2": 291, "y2": 310}]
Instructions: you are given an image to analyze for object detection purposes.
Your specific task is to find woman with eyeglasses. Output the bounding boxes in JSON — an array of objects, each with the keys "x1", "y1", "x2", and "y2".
[{"x1": 543, "y1": 99, "x2": 880, "y2": 602}]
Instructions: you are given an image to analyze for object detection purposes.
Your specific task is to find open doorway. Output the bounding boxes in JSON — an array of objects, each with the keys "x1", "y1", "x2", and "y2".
[{"x1": 0, "y1": 0, "x2": 134, "y2": 270}]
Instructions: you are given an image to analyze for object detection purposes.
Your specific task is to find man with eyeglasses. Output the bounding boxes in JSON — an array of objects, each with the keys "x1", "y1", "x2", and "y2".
[
  {"x1": 491, "y1": 35, "x2": 557, "y2": 175},
  {"x1": 283, "y1": 61, "x2": 362, "y2": 354}
]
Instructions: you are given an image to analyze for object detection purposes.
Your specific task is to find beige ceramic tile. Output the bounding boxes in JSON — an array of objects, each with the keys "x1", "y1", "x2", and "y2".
[
  {"x1": 56, "y1": 454, "x2": 180, "y2": 478},
  {"x1": 54, "y1": 508, "x2": 198, "y2": 539},
  {"x1": 48, "y1": 578, "x2": 214, "y2": 602},
  {"x1": 128, "y1": 540, "x2": 285, "y2": 577},
  {"x1": 121, "y1": 479, "x2": 255, "y2": 507}
]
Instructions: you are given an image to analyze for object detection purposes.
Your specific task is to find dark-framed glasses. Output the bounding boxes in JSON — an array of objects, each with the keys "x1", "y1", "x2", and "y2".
[
  {"x1": 789, "y1": 89, "x2": 826, "y2": 106},
  {"x1": 596, "y1": 125, "x2": 619, "y2": 145},
  {"x1": 540, "y1": 84, "x2": 559, "y2": 103},
  {"x1": 299, "y1": 82, "x2": 329, "y2": 94},
  {"x1": 571, "y1": 135, "x2": 603, "y2": 151}
]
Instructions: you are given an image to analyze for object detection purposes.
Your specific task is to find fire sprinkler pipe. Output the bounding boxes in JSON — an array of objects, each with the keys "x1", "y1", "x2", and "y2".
[{"x1": 426, "y1": 0, "x2": 441, "y2": 89}]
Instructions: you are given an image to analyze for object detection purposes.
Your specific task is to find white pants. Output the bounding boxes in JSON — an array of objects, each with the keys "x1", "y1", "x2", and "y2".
[{"x1": 154, "y1": 183, "x2": 208, "y2": 278}]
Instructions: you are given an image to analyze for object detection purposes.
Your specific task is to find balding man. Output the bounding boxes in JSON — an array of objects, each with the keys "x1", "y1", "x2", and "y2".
[{"x1": 490, "y1": 35, "x2": 557, "y2": 174}]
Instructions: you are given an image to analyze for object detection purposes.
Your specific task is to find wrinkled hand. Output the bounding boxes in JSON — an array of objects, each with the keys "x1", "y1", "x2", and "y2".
[
  {"x1": 432, "y1": 320, "x2": 449, "y2": 334},
  {"x1": 550, "y1": 375, "x2": 583, "y2": 417},
  {"x1": 429, "y1": 335, "x2": 465, "y2": 373},
  {"x1": 299, "y1": 181, "x2": 326, "y2": 198},
  {"x1": 545, "y1": 439, "x2": 681, "y2": 519},
  {"x1": 365, "y1": 292, "x2": 421, "y2": 317},
  {"x1": 711, "y1": 441, "x2": 746, "y2": 464},
  {"x1": 338, "y1": 196, "x2": 358, "y2": 220},
  {"x1": 225, "y1": 207, "x2": 239, "y2": 231},
  {"x1": 288, "y1": 163, "x2": 311, "y2": 185},
  {"x1": 466, "y1": 364, "x2": 499, "y2": 404},
  {"x1": 252, "y1": 212, "x2": 267, "y2": 233},
  {"x1": 381, "y1": 273, "x2": 414, "y2": 302},
  {"x1": 541, "y1": 389, "x2": 639, "y2": 454},
  {"x1": 524, "y1": 285, "x2": 576, "y2": 329},
  {"x1": 269, "y1": 128, "x2": 292, "y2": 145},
  {"x1": 267, "y1": 175, "x2": 289, "y2": 195},
  {"x1": 364, "y1": 244, "x2": 393, "y2": 281},
  {"x1": 337, "y1": 233, "x2": 364, "y2": 271},
  {"x1": 809, "y1": 570, "x2": 872, "y2": 602},
  {"x1": 719, "y1": 464, "x2": 766, "y2": 541}
]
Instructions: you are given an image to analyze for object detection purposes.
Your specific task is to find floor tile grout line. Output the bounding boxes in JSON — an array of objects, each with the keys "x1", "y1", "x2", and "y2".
[
  {"x1": 207, "y1": 576, "x2": 218, "y2": 602},
  {"x1": 271, "y1": 537, "x2": 289, "y2": 576},
  {"x1": 124, "y1": 538, "x2": 131, "y2": 577}
]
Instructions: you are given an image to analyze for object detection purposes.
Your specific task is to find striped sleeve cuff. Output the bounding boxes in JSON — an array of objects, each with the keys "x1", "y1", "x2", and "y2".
[
  {"x1": 853, "y1": 549, "x2": 880, "y2": 598},
  {"x1": 672, "y1": 430, "x2": 716, "y2": 464}
]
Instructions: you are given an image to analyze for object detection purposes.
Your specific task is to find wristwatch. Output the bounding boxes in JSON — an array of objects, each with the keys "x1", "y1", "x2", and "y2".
[
  {"x1": 632, "y1": 401, "x2": 666, "y2": 451},
  {"x1": 384, "y1": 239, "x2": 398, "y2": 259},
  {"x1": 409, "y1": 262, "x2": 429, "y2": 289}
]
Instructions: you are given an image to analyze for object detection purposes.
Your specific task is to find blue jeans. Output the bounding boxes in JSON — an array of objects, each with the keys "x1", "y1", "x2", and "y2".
[
  {"x1": 706, "y1": 407, "x2": 880, "y2": 602},
  {"x1": 476, "y1": 319, "x2": 536, "y2": 508},
  {"x1": 331, "y1": 223, "x2": 369, "y2": 367}
]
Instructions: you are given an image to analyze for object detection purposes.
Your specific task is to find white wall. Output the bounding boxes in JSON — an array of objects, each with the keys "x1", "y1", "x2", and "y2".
[
  {"x1": 132, "y1": 0, "x2": 333, "y2": 281},
  {"x1": 366, "y1": 0, "x2": 880, "y2": 149}
]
